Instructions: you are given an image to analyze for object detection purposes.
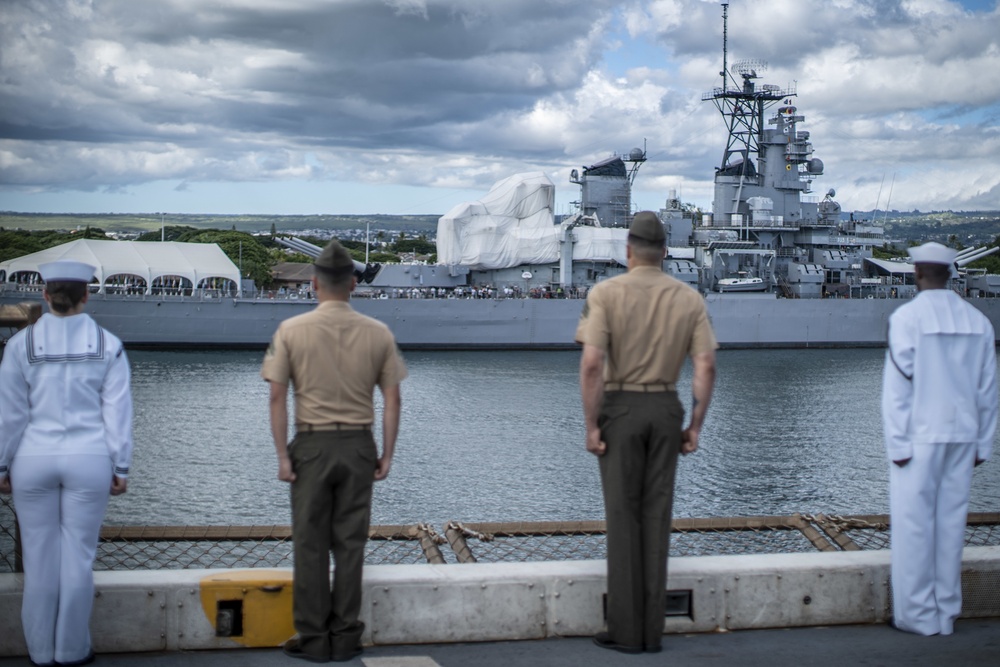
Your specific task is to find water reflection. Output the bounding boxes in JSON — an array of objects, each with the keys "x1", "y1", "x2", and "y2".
[{"x1": 108, "y1": 349, "x2": 1000, "y2": 527}]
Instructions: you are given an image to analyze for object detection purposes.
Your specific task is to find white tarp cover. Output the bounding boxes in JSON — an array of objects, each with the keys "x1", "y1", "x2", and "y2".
[
  {"x1": 0, "y1": 239, "x2": 241, "y2": 291},
  {"x1": 437, "y1": 172, "x2": 631, "y2": 269},
  {"x1": 437, "y1": 172, "x2": 559, "y2": 269},
  {"x1": 572, "y1": 226, "x2": 628, "y2": 264}
]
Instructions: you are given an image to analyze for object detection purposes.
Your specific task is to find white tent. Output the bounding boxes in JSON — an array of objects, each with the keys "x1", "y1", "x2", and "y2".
[{"x1": 0, "y1": 239, "x2": 241, "y2": 294}]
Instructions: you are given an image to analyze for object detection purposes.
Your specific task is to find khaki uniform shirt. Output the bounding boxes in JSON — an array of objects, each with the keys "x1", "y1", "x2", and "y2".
[
  {"x1": 261, "y1": 301, "x2": 408, "y2": 426},
  {"x1": 575, "y1": 266, "x2": 717, "y2": 384}
]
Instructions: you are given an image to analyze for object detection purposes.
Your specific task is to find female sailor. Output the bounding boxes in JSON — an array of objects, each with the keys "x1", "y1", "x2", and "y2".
[{"x1": 0, "y1": 260, "x2": 133, "y2": 666}]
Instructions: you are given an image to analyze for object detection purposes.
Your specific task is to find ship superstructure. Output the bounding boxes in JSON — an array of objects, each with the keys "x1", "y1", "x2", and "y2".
[
  {"x1": 694, "y1": 2, "x2": 884, "y2": 298},
  {"x1": 568, "y1": 148, "x2": 647, "y2": 229},
  {"x1": 437, "y1": 149, "x2": 651, "y2": 297}
]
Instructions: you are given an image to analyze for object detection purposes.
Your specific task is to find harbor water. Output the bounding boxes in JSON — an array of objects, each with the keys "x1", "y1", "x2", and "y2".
[{"x1": 106, "y1": 348, "x2": 1000, "y2": 528}]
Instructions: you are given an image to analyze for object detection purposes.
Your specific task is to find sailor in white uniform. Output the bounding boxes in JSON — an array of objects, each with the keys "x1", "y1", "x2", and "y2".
[
  {"x1": 882, "y1": 242, "x2": 998, "y2": 636},
  {"x1": 0, "y1": 260, "x2": 133, "y2": 666}
]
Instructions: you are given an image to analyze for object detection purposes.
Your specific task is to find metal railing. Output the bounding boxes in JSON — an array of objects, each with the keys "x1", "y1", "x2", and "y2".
[{"x1": 2, "y1": 497, "x2": 998, "y2": 572}]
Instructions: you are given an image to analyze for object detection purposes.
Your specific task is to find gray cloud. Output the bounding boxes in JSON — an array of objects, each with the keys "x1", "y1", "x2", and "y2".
[{"x1": 1, "y1": 0, "x2": 999, "y2": 213}]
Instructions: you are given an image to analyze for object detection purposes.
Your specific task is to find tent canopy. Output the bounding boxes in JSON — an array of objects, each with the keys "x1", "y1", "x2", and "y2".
[{"x1": 0, "y1": 239, "x2": 241, "y2": 293}]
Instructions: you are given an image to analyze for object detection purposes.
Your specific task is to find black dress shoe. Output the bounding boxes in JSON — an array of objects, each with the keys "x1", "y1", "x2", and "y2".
[
  {"x1": 56, "y1": 652, "x2": 95, "y2": 667},
  {"x1": 29, "y1": 659, "x2": 56, "y2": 667},
  {"x1": 283, "y1": 638, "x2": 331, "y2": 663},
  {"x1": 644, "y1": 643, "x2": 663, "y2": 653},
  {"x1": 593, "y1": 631, "x2": 643, "y2": 655}
]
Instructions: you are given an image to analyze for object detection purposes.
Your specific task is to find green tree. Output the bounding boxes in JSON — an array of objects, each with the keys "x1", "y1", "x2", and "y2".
[
  {"x1": 0, "y1": 231, "x2": 46, "y2": 262},
  {"x1": 174, "y1": 229, "x2": 273, "y2": 285},
  {"x1": 270, "y1": 248, "x2": 313, "y2": 264},
  {"x1": 967, "y1": 234, "x2": 1000, "y2": 274},
  {"x1": 872, "y1": 243, "x2": 907, "y2": 260},
  {"x1": 336, "y1": 239, "x2": 367, "y2": 252},
  {"x1": 393, "y1": 238, "x2": 436, "y2": 255},
  {"x1": 80, "y1": 226, "x2": 110, "y2": 240},
  {"x1": 349, "y1": 249, "x2": 397, "y2": 264},
  {"x1": 135, "y1": 226, "x2": 198, "y2": 242},
  {"x1": 0, "y1": 229, "x2": 118, "y2": 262}
]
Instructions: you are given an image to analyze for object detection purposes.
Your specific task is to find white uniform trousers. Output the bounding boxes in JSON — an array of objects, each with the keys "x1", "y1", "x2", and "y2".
[
  {"x1": 889, "y1": 441, "x2": 976, "y2": 636},
  {"x1": 11, "y1": 454, "x2": 111, "y2": 664}
]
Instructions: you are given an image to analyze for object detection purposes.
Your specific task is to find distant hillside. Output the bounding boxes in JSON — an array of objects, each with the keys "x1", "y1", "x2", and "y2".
[
  {"x1": 0, "y1": 212, "x2": 440, "y2": 235},
  {"x1": 852, "y1": 210, "x2": 1000, "y2": 245},
  {"x1": 3, "y1": 209, "x2": 998, "y2": 244}
]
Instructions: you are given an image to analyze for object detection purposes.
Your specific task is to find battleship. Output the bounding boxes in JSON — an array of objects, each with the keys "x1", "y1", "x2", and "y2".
[{"x1": 2, "y1": 8, "x2": 999, "y2": 349}]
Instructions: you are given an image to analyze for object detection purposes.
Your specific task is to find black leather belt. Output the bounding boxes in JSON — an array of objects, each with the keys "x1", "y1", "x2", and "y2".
[
  {"x1": 604, "y1": 382, "x2": 675, "y2": 393},
  {"x1": 296, "y1": 423, "x2": 371, "y2": 433}
]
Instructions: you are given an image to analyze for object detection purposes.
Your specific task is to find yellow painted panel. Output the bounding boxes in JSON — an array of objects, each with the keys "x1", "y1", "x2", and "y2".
[{"x1": 199, "y1": 569, "x2": 295, "y2": 647}]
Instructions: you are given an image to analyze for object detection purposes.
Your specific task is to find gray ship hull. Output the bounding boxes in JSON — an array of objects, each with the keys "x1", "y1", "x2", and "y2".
[{"x1": 3, "y1": 290, "x2": 999, "y2": 349}]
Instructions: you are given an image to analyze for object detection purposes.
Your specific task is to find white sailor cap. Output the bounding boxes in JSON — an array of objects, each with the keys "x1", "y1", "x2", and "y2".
[
  {"x1": 907, "y1": 242, "x2": 957, "y2": 266},
  {"x1": 38, "y1": 260, "x2": 96, "y2": 283}
]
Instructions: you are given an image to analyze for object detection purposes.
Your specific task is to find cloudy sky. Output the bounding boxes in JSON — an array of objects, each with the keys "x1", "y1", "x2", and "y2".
[{"x1": 1, "y1": 0, "x2": 999, "y2": 217}]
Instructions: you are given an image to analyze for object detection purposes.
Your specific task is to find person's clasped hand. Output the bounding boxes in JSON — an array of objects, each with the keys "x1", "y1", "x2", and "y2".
[{"x1": 110, "y1": 476, "x2": 128, "y2": 496}]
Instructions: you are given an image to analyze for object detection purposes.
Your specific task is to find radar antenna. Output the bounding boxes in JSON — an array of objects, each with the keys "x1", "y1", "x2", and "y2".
[
  {"x1": 701, "y1": 6, "x2": 796, "y2": 179},
  {"x1": 623, "y1": 139, "x2": 647, "y2": 186},
  {"x1": 733, "y1": 58, "x2": 767, "y2": 81}
]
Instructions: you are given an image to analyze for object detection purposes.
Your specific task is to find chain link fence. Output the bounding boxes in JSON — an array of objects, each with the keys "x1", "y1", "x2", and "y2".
[
  {"x1": 0, "y1": 497, "x2": 19, "y2": 572},
  {"x1": 2, "y1": 496, "x2": 999, "y2": 572}
]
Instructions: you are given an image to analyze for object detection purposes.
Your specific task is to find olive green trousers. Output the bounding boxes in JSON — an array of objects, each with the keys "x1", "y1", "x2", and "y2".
[
  {"x1": 598, "y1": 390, "x2": 684, "y2": 650},
  {"x1": 289, "y1": 430, "x2": 376, "y2": 659}
]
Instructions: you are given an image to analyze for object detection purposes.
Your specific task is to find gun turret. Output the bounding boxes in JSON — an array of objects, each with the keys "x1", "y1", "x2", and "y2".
[
  {"x1": 274, "y1": 236, "x2": 382, "y2": 284},
  {"x1": 956, "y1": 246, "x2": 999, "y2": 267}
]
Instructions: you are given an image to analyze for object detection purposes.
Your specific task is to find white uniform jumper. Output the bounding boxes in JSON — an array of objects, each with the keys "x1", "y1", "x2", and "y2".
[
  {"x1": 882, "y1": 289, "x2": 998, "y2": 636},
  {"x1": 0, "y1": 312, "x2": 133, "y2": 665}
]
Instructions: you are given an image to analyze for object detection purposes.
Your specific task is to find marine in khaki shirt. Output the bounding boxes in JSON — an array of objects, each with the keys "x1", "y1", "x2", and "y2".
[
  {"x1": 261, "y1": 240, "x2": 406, "y2": 663},
  {"x1": 262, "y1": 300, "x2": 407, "y2": 427},
  {"x1": 577, "y1": 211, "x2": 717, "y2": 655},
  {"x1": 575, "y1": 265, "x2": 717, "y2": 386}
]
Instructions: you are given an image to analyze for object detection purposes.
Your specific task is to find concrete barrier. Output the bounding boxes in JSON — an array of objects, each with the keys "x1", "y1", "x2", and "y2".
[{"x1": 1, "y1": 546, "x2": 998, "y2": 656}]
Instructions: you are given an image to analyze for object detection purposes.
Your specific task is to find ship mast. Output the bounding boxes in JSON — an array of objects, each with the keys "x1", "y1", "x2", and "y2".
[
  {"x1": 721, "y1": 2, "x2": 728, "y2": 95},
  {"x1": 702, "y1": 4, "x2": 794, "y2": 182}
]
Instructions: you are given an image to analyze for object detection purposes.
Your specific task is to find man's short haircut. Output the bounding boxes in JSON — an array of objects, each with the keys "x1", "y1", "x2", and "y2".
[
  {"x1": 917, "y1": 263, "x2": 951, "y2": 284},
  {"x1": 314, "y1": 265, "x2": 354, "y2": 292},
  {"x1": 44, "y1": 280, "x2": 88, "y2": 314},
  {"x1": 628, "y1": 237, "x2": 665, "y2": 264}
]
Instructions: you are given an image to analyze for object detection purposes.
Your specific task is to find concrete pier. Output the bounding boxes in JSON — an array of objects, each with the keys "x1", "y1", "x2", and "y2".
[{"x1": 2, "y1": 547, "x2": 998, "y2": 659}]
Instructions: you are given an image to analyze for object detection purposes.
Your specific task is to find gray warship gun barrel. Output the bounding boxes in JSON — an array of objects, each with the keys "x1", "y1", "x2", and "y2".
[
  {"x1": 957, "y1": 246, "x2": 999, "y2": 267},
  {"x1": 274, "y1": 236, "x2": 381, "y2": 284},
  {"x1": 955, "y1": 246, "x2": 985, "y2": 261}
]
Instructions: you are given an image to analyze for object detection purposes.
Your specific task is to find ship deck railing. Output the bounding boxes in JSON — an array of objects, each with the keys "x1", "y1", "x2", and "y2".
[
  {"x1": 0, "y1": 284, "x2": 590, "y2": 303},
  {"x1": 2, "y1": 496, "x2": 998, "y2": 571}
]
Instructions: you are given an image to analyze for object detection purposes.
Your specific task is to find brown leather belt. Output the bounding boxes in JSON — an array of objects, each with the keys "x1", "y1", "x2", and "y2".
[
  {"x1": 296, "y1": 423, "x2": 371, "y2": 433},
  {"x1": 604, "y1": 382, "x2": 675, "y2": 393}
]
